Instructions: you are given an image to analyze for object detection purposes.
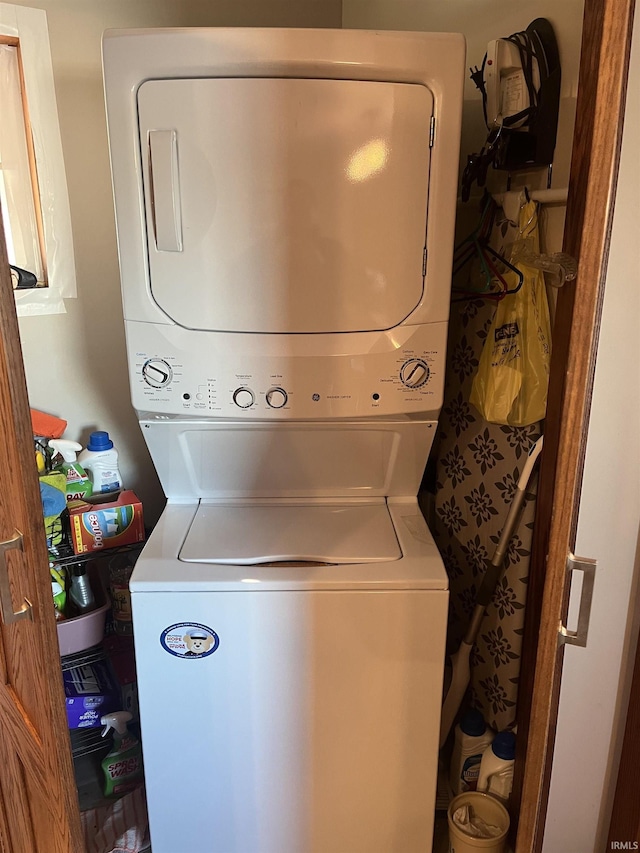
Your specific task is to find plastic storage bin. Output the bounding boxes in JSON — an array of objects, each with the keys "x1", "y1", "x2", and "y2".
[
  {"x1": 56, "y1": 564, "x2": 109, "y2": 656},
  {"x1": 447, "y1": 791, "x2": 510, "y2": 853}
]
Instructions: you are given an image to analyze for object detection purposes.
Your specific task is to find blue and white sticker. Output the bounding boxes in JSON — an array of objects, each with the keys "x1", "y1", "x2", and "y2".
[{"x1": 160, "y1": 622, "x2": 219, "y2": 659}]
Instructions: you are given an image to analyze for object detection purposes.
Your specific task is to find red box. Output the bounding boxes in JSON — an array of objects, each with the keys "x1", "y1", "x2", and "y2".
[{"x1": 69, "y1": 490, "x2": 145, "y2": 555}]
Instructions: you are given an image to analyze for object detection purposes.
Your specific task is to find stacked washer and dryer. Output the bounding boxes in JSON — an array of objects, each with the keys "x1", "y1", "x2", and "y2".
[{"x1": 103, "y1": 28, "x2": 464, "y2": 853}]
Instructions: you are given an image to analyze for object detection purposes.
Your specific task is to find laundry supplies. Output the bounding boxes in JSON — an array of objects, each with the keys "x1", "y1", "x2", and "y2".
[
  {"x1": 68, "y1": 491, "x2": 144, "y2": 555},
  {"x1": 49, "y1": 439, "x2": 93, "y2": 502},
  {"x1": 100, "y1": 711, "x2": 143, "y2": 797},
  {"x1": 78, "y1": 431, "x2": 123, "y2": 495},
  {"x1": 64, "y1": 658, "x2": 121, "y2": 729},
  {"x1": 477, "y1": 731, "x2": 516, "y2": 803},
  {"x1": 450, "y1": 708, "x2": 496, "y2": 796}
]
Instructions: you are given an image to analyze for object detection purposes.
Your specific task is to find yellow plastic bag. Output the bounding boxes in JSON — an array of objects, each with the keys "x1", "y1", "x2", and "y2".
[{"x1": 470, "y1": 202, "x2": 551, "y2": 426}]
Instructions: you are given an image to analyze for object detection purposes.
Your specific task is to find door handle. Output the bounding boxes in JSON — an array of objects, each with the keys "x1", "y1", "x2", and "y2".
[
  {"x1": 0, "y1": 531, "x2": 33, "y2": 624},
  {"x1": 559, "y1": 553, "x2": 596, "y2": 647},
  {"x1": 148, "y1": 129, "x2": 183, "y2": 252}
]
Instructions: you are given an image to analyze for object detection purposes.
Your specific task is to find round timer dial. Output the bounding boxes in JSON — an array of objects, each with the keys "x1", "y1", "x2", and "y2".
[
  {"x1": 233, "y1": 387, "x2": 255, "y2": 408},
  {"x1": 266, "y1": 387, "x2": 288, "y2": 409},
  {"x1": 142, "y1": 358, "x2": 173, "y2": 388},
  {"x1": 400, "y1": 358, "x2": 430, "y2": 388}
]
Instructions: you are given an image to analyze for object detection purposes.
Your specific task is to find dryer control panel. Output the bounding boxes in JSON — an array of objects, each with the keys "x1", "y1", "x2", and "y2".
[{"x1": 127, "y1": 320, "x2": 448, "y2": 419}]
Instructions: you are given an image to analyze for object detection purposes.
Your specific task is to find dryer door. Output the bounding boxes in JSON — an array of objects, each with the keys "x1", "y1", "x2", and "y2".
[{"x1": 137, "y1": 77, "x2": 433, "y2": 333}]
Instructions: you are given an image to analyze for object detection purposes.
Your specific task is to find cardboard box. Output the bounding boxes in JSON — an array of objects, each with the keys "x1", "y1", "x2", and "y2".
[
  {"x1": 69, "y1": 490, "x2": 145, "y2": 555},
  {"x1": 63, "y1": 658, "x2": 121, "y2": 729}
]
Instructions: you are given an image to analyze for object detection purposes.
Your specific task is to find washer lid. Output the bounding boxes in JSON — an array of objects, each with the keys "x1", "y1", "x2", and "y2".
[{"x1": 179, "y1": 502, "x2": 401, "y2": 565}]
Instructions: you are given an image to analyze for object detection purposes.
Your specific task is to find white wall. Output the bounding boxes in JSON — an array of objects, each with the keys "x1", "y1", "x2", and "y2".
[
  {"x1": 343, "y1": 0, "x2": 584, "y2": 197},
  {"x1": 542, "y1": 10, "x2": 640, "y2": 851},
  {"x1": 15, "y1": 0, "x2": 342, "y2": 526}
]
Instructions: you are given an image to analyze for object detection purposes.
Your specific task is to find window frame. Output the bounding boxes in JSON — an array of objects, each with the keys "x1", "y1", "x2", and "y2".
[
  {"x1": 0, "y1": 33, "x2": 48, "y2": 288},
  {"x1": 0, "y1": 4, "x2": 76, "y2": 315}
]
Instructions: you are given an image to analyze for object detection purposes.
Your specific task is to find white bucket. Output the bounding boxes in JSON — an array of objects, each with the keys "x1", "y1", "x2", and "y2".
[{"x1": 447, "y1": 792, "x2": 510, "y2": 853}]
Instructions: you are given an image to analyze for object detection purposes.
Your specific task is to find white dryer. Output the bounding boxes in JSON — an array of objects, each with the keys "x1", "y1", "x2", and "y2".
[{"x1": 103, "y1": 28, "x2": 464, "y2": 853}]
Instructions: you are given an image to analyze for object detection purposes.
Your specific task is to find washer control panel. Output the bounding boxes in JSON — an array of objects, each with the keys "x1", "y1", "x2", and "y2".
[{"x1": 128, "y1": 321, "x2": 447, "y2": 418}]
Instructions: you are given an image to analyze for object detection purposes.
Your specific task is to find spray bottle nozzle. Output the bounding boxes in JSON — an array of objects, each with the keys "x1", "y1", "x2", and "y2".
[
  {"x1": 101, "y1": 710, "x2": 133, "y2": 738},
  {"x1": 48, "y1": 439, "x2": 83, "y2": 463}
]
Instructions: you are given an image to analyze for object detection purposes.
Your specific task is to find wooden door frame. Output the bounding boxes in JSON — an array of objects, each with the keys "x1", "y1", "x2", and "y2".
[
  {"x1": 0, "y1": 228, "x2": 83, "y2": 847},
  {"x1": 512, "y1": 0, "x2": 636, "y2": 849}
]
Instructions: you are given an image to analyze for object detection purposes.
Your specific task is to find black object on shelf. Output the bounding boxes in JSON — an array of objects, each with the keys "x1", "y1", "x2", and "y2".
[{"x1": 10, "y1": 265, "x2": 38, "y2": 289}]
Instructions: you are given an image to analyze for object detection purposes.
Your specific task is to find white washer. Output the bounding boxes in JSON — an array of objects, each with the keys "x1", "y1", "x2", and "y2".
[{"x1": 103, "y1": 28, "x2": 464, "y2": 853}]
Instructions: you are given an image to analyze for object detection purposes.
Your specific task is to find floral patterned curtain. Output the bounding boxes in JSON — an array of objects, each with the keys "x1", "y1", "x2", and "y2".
[{"x1": 430, "y1": 293, "x2": 542, "y2": 734}]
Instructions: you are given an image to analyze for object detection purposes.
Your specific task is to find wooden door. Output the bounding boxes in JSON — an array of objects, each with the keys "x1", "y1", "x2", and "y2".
[
  {"x1": 0, "y1": 222, "x2": 82, "y2": 848},
  {"x1": 513, "y1": 0, "x2": 636, "y2": 849}
]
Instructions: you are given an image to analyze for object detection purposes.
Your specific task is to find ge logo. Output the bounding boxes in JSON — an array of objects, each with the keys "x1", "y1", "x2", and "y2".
[{"x1": 312, "y1": 394, "x2": 320, "y2": 402}]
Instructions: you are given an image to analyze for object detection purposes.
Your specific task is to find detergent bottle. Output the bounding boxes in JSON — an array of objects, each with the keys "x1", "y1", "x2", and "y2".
[
  {"x1": 477, "y1": 730, "x2": 516, "y2": 803},
  {"x1": 100, "y1": 711, "x2": 143, "y2": 797},
  {"x1": 78, "y1": 431, "x2": 123, "y2": 494},
  {"x1": 449, "y1": 707, "x2": 495, "y2": 795},
  {"x1": 49, "y1": 439, "x2": 92, "y2": 501}
]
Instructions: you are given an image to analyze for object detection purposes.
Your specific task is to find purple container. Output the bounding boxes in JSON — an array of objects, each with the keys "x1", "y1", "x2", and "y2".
[{"x1": 63, "y1": 658, "x2": 120, "y2": 729}]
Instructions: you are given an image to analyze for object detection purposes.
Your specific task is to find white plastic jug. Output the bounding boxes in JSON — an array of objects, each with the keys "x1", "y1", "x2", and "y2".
[
  {"x1": 476, "y1": 731, "x2": 516, "y2": 804},
  {"x1": 450, "y1": 708, "x2": 495, "y2": 795},
  {"x1": 78, "y1": 431, "x2": 123, "y2": 494}
]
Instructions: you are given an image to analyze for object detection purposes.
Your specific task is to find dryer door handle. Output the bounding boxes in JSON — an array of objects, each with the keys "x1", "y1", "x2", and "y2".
[{"x1": 148, "y1": 129, "x2": 183, "y2": 252}]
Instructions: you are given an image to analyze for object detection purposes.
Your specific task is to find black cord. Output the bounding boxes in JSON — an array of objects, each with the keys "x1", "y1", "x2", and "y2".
[
  {"x1": 470, "y1": 26, "x2": 547, "y2": 132},
  {"x1": 462, "y1": 23, "x2": 553, "y2": 200},
  {"x1": 470, "y1": 56, "x2": 489, "y2": 127}
]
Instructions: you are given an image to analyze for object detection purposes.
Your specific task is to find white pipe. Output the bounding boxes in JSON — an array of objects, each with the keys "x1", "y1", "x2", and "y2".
[
  {"x1": 493, "y1": 188, "x2": 568, "y2": 206},
  {"x1": 457, "y1": 188, "x2": 569, "y2": 211},
  {"x1": 493, "y1": 188, "x2": 569, "y2": 222},
  {"x1": 493, "y1": 188, "x2": 568, "y2": 222}
]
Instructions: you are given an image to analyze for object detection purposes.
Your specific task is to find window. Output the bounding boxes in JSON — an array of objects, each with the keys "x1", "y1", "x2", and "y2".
[
  {"x1": 0, "y1": 5, "x2": 76, "y2": 315},
  {"x1": 0, "y1": 39, "x2": 46, "y2": 288}
]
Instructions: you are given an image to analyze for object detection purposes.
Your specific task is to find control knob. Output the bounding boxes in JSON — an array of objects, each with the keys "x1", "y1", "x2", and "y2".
[
  {"x1": 266, "y1": 387, "x2": 288, "y2": 409},
  {"x1": 142, "y1": 358, "x2": 172, "y2": 388},
  {"x1": 233, "y1": 387, "x2": 254, "y2": 408},
  {"x1": 400, "y1": 358, "x2": 430, "y2": 388}
]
